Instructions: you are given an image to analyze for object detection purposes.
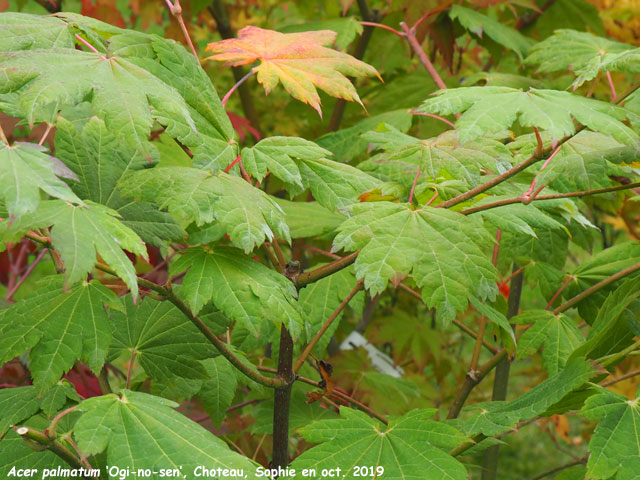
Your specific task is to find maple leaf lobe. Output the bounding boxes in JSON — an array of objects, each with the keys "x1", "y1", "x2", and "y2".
[{"x1": 205, "y1": 26, "x2": 380, "y2": 116}]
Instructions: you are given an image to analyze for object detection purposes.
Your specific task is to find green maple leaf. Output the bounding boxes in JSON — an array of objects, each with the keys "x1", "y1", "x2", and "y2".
[
  {"x1": 198, "y1": 357, "x2": 238, "y2": 428},
  {"x1": 39, "y1": 381, "x2": 80, "y2": 417},
  {"x1": 0, "y1": 387, "x2": 40, "y2": 436},
  {"x1": 292, "y1": 408, "x2": 469, "y2": 480},
  {"x1": 363, "y1": 126, "x2": 513, "y2": 188},
  {"x1": 74, "y1": 390, "x2": 258, "y2": 478},
  {"x1": 419, "y1": 87, "x2": 639, "y2": 145},
  {"x1": 458, "y1": 359, "x2": 596, "y2": 436},
  {"x1": 0, "y1": 12, "x2": 74, "y2": 51},
  {"x1": 55, "y1": 115, "x2": 185, "y2": 245},
  {"x1": 512, "y1": 310, "x2": 583, "y2": 375},
  {"x1": 449, "y1": 5, "x2": 533, "y2": 61},
  {"x1": 333, "y1": 202, "x2": 498, "y2": 322},
  {"x1": 570, "y1": 277, "x2": 640, "y2": 362},
  {"x1": 525, "y1": 29, "x2": 633, "y2": 87},
  {"x1": 0, "y1": 141, "x2": 82, "y2": 218},
  {"x1": 118, "y1": 167, "x2": 290, "y2": 252},
  {"x1": 0, "y1": 47, "x2": 196, "y2": 159},
  {"x1": 533, "y1": 132, "x2": 639, "y2": 192},
  {"x1": 170, "y1": 247, "x2": 302, "y2": 339},
  {"x1": 0, "y1": 278, "x2": 121, "y2": 392},
  {"x1": 110, "y1": 296, "x2": 218, "y2": 387},
  {"x1": 582, "y1": 387, "x2": 640, "y2": 480},
  {"x1": 1, "y1": 200, "x2": 147, "y2": 298},
  {"x1": 241, "y1": 137, "x2": 381, "y2": 211},
  {"x1": 103, "y1": 31, "x2": 237, "y2": 168},
  {"x1": 298, "y1": 266, "x2": 363, "y2": 352},
  {"x1": 469, "y1": 198, "x2": 567, "y2": 237}
]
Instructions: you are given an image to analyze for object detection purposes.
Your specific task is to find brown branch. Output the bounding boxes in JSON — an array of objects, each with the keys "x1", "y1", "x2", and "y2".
[
  {"x1": 460, "y1": 182, "x2": 640, "y2": 215},
  {"x1": 399, "y1": 22, "x2": 447, "y2": 90},
  {"x1": 272, "y1": 326, "x2": 295, "y2": 469},
  {"x1": 295, "y1": 251, "x2": 360, "y2": 287},
  {"x1": 600, "y1": 368, "x2": 640, "y2": 387},
  {"x1": 531, "y1": 455, "x2": 588, "y2": 480}
]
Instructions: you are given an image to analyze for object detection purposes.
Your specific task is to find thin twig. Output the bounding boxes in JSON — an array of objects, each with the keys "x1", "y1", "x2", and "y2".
[
  {"x1": 400, "y1": 22, "x2": 447, "y2": 90},
  {"x1": 606, "y1": 71, "x2": 617, "y2": 102},
  {"x1": 409, "y1": 110, "x2": 456, "y2": 129},
  {"x1": 126, "y1": 349, "x2": 137, "y2": 389},
  {"x1": 600, "y1": 368, "x2": 640, "y2": 387},
  {"x1": 6, "y1": 249, "x2": 47, "y2": 300},
  {"x1": 15, "y1": 427, "x2": 91, "y2": 475},
  {"x1": 545, "y1": 275, "x2": 573, "y2": 310},
  {"x1": 165, "y1": 0, "x2": 198, "y2": 59},
  {"x1": 45, "y1": 405, "x2": 78, "y2": 440},
  {"x1": 293, "y1": 280, "x2": 364, "y2": 373},
  {"x1": 38, "y1": 123, "x2": 53, "y2": 146},
  {"x1": 408, "y1": 168, "x2": 421, "y2": 204},
  {"x1": 296, "y1": 251, "x2": 360, "y2": 287},
  {"x1": 221, "y1": 69, "x2": 255, "y2": 107},
  {"x1": 531, "y1": 455, "x2": 588, "y2": 480}
]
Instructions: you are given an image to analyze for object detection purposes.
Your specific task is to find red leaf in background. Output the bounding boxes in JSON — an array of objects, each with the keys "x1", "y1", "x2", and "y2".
[
  {"x1": 0, "y1": 359, "x2": 31, "y2": 387},
  {"x1": 497, "y1": 280, "x2": 510, "y2": 300},
  {"x1": 81, "y1": 0, "x2": 126, "y2": 28},
  {"x1": 227, "y1": 112, "x2": 262, "y2": 142},
  {"x1": 63, "y1": 364, "x2": 102, "y2": 398}
]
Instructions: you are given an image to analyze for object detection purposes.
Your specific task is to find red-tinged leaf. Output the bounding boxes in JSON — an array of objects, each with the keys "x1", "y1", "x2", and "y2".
[
  {"x1": 205, "y1": 26, "x2": 380, "y2": 116},
  {"x1": 63, "y1": 364, "x2": 102, "y2": 398},
  {"x1": 80, "y1": 0, "x2": 126, "y2": 28},
  {"x1": 227, "y1": 111, "x2": 261, "y2": 141},
  {"x1": 498, "y1": 280, "x2": 510, "y2": 299}
]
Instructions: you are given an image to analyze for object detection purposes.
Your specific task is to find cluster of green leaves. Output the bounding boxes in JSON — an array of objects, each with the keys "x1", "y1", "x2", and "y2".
[{"x1": 1, "y1": 1, "x2": 640, "y2": 479}]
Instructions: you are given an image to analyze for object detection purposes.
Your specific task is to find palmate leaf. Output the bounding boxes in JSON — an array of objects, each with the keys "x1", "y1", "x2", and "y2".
[
  {"x1": 205, "y1": 26, "x2": 380, "y2": 116},
  {"x1": 512, "y1": 310, "x2": 583, "y2": 375},
  {"x1": 55, "y1": 115, "x2": 185, "y2": 245},
  {"x1": 457, "y1": 358, "x2": 596, "y2": 436},
  {"x1": 292, "y1": 408, "x2": 469, "y2": 480},
  {"x1": 0, "y1": 141, "x2": 82, "y2": 218},
  {"x1": 110, "y1": 297, "x2": 218, "y2": 387},
  {"x1": 582, "y1": 387, "x2": 640, "y2": 480},
  {"x1": 449, "y1": 5, "x2": 533, "y2": 60},
  {"x1": 0, "y1": 387, "x2": 40, "y2": 436},
  {"x1": 241, "y1": 137, "x2": 381, "y2": 211},
  {"x1": 1, "y1": 200, "x2": 147, "y2": 298},
  {"x1": 74, "y1": 390, "x2": 258, "y2": 479},
  {"x1": 118, "y1": 167, "x2": 290, "y2": 252},
  {"x1": 0, "y1": 47, "x2": 196, "y2": 159},
  {"x1": 363, "y1": 126, "x2": 513, "y2": 188},
  {"x1": 0, "y1": 278, "x2": 121, "y2": 393},
  {"x1": 103, "y1": 31, "x2": 237, "y2": 169},
  {"x1": 333, "y1": 202, "x2": 497, "y2": 322},
  {"x1": 525, "y1": 29, "x2": 633, "y2": 87},
  {"x1": 419, "y1": 87, "x2": 639, "y2": 145},
  {"x1": 170, "y1": 247, "x2": 302, "y2": 339}
]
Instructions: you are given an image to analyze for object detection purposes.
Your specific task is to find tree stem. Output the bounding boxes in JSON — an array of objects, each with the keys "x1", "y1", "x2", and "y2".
[
  {"x1": 272, "y1": 326, "x2": 295, "y2": 469},
  {"x1": 295, "y1": 251, "x2": 359, "y2": 287},
  {"x1": 399, "y1": 22, "x2": 447, "y2": 90}
]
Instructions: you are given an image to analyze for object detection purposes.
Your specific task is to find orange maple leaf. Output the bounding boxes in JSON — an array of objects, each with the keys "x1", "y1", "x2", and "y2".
[{"x1": 205, "y1": 26, "x2": 380, "y2": 117}]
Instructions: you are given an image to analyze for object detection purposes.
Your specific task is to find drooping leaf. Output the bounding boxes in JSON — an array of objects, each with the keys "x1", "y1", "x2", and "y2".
[
  {"x1": 526, "y1": 29, "x2": 633, "y2": 87},
  {"x1": 458, "y1": 358, "x2": 596, "y2": 436},
  {"x1": 298, "y1": 266, "x2": 363, "y2": 352},
  {"x1": 0, "y1": 46, "x2": 196, "y2": 159},
  {"x1": 0, "y1": 141, "x2": 81, "y2": 218},
  {"x1": 569, "y1": 277, "x2": 640, "y2": 362},
  {"x1": 198, "y1": 357, "x2": 238, "y2": 428},
  {"x1": 110, "y1": 296, "x2": 218, "y2": 387},
  {"x1": 273, "y1": 198, "x2": 345, "y2": 238},
  {"x1": 582, "y1": 387, "x2": 640, "y2": 480},
  {"x1": 419, "y1": 87, "x2": 639, "y2": 145},
  {"x1": 1, "y1": 200, "x2": 147, "y2": 298},
  {"x1": 363, "y1": 126, "x2": 513, "y2": 188},
  {"x1": 512, "y1": 310, "x2": 583, "y2": 375},
  {"x1": 170, "y1": 247, "x2": 302, "y2": 339},
  {"x1": 55, "y1": 115, "x2": 185, "y2": 245},
  {"x1": 449, "y1": 5, "x2": 534, "y2": 60},
  {"x1": 205, "y1": 26, "x2": 380, "y2": 116},
  {"x1": 534, "y1": 132, "x2": 639, "y2": 192},
  {"x1": 104, "y1": 31, "x2": 237, "y2": 168},
  {"x1": 316, "y1": 109, "x2": 412, "y2": 161},
  {"x1": 73, "y1": 390, "x2": 258, "y2": 478},
  {"x1": 0, "y1": 278, "x2": 121, "y2": 392},
  {"x1": 0, "y1": 13, "x2": 74, "y2": 51},
  {"x1": 292, "y1": 408, "x2": 469, "y2": 480},
  {"x1": 333, "y1": 202, "x2": 498, "y2": 322},
  {"x1": 118, "y1": 167, "x2": 290, "y2": 252},
  {"x1": 242, "y1": 136, "x2": 381, "y2": 211}
]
